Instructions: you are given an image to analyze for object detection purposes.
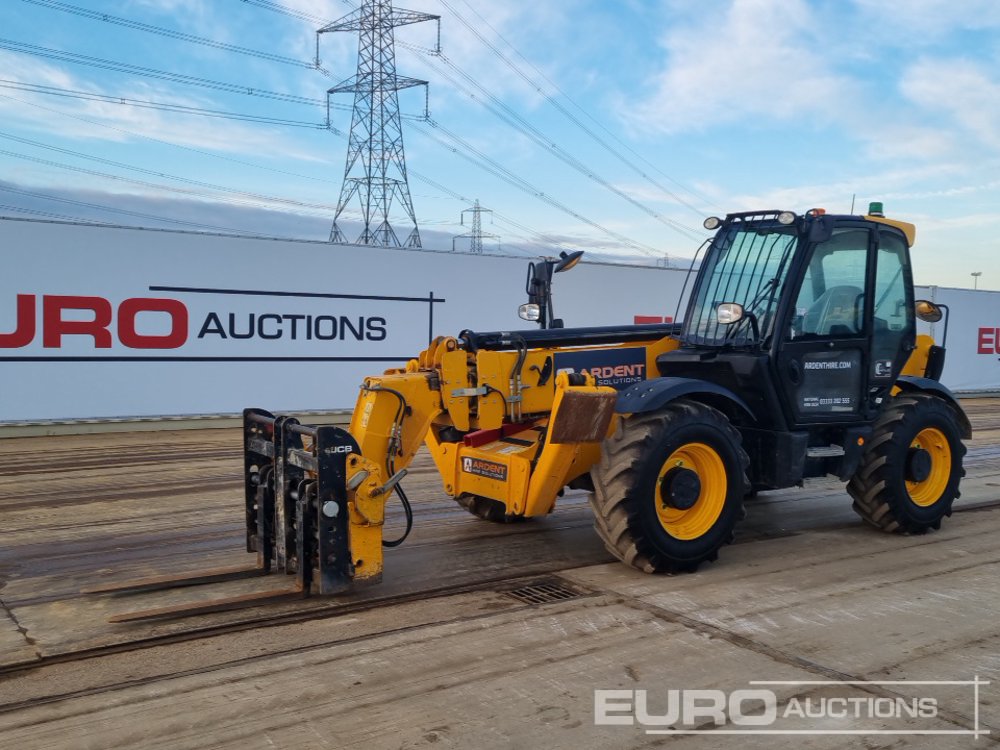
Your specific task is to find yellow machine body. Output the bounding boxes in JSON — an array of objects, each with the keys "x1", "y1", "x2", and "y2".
[{"x1": 338, "y1": 333, "x2": 680, "y2": 576}]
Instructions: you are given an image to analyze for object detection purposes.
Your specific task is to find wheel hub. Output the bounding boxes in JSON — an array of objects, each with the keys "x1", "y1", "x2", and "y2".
[
  {"x1": 660, "y1": 467, "x2": 701, "y2": 510},
  {"x1": 906, "y1": 447, "x2": 932, "y2": 483}
]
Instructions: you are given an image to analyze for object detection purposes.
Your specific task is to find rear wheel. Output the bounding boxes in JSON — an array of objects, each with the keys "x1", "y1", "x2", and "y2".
[
  {"x1": 590, "y1": 399, "x2": 749, "y2": 573},
  {"x1": 455, "y1": 493, "x2": 525, "y2": 523},
  {"x1": 848, "y1": 393, "x2": 966, "y2": 533}
]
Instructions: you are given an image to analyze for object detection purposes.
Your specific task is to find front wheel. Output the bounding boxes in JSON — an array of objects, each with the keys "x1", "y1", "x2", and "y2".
[
  {"x1": 848, "y1": 393, "x2": 966, "y2": 533},
  {"x1": 590, "y1": 399, "x2": 749, "y2": 573}
]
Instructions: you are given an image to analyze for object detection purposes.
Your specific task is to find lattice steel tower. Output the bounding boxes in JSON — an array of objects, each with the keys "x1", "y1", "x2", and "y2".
[
  {"x1": 319, "y1": 1, "x2": 438, "y2": 247},
  {"x1": 453, "y1": 199, "x2": 499, "y2": 253}
]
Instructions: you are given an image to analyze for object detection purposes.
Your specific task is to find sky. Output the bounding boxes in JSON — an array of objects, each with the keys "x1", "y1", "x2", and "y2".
[{"x1": 0, "y1": 0, "x2": 998, "y2": 288}]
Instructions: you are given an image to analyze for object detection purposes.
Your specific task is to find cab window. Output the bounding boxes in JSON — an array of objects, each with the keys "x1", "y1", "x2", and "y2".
[
  {"x1": 870, "y1": 230, "x2": 913, "y2": 379},
  {"x1": 788, "y1": 228, "x2": 869, "y2": 339}
]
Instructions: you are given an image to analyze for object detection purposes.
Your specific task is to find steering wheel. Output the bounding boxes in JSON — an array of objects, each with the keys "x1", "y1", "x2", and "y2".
[{"x1": 802, "y1": 285, "x2": 863, "y2": 336}]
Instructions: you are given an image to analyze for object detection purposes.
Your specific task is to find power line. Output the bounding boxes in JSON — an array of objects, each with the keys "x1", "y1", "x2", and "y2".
[
  {"x1": 0, "y1": 91, "x2": 342, "y2": 185},
  {"x1": 240, "y1": 0, "x2": 331, "y2": 25},
  {"x1": 0, "y1": 184, "x2": 279, "y2": 235},
  {"x1": 406, "y1": 167, "x2": 570, "y2": 256},
  {"x1": 1, "y1": 83, "x2": 574, "y2": 251},
  {"x1": 2, "y1": 5, "x2": 673, "y2": 255},
  {"x1": 0, "y1": 79, "x2": 653, "y2": 254},
  {"x1": 0, "y1": 38, "x2": 323, "y2": 106},
  {"x1": 239, "y1": 0, "x2": 705, "y2": 230},
  {"x1": 0, "y1": 202, "x2": 103, "y2": 224},
  {"x1": 0, "y1": 79, "x2": 334, "y2": 128},
  {"x1": 451, "y1": 0, "x2": 720, "y2": 213},
  {"x1": 414, "y1": 118, "x2": 663, "y2": 257},
  {"x1": 0, "y1": 90, "x2": 452, "y2": 205},
  {"x1": 0, "y1": 131, "x2": 344, "y2": 213},
  {"x1": 406, "y1": 49, "x2": 701, "y2": 241},
  {"x1": 0, "y1": 147, "x2": 364, "y2": 221},
  {"x1": 19, "y1": 0, "x2": 314, "y2": 68}
]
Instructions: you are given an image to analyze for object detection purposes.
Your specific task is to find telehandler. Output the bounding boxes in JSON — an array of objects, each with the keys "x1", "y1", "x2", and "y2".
[{"x1": 98, "y1": 204, "x2": 970, "y2": 619}]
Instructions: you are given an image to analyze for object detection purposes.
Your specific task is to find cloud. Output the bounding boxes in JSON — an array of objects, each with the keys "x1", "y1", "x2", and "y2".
[
  {"x1": 851, "y1": 0, "x2": 1000, "y2": 37},
  {"x1": 900, "y1": 58, "x2": 1000, "y2": 153},
  {"x1": 720, "y1": 162, "x2": 966, "y2": 212},
  {"x1": 627, "y1": 0, "x2": 855, "y2": 135},
  {"x1": 0, "y1": 51, "x2": 327, "y2": 163}
]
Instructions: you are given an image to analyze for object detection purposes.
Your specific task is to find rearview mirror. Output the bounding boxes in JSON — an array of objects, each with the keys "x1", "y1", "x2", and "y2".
[
  {"x1": 716, "y1": 302, "x2": 745, "y2": 325},
  {"x1": 915, "y1": 300, "x2": 943, "y2": 323}
]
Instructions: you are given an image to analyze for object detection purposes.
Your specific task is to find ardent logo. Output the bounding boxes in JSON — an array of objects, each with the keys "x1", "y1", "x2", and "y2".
[
  {"x1": 581, "y1": 364, "x2": 645, "y2": 379},
  {"x1": 461, "y1": 456, "x2": 508, "y2": 481}
]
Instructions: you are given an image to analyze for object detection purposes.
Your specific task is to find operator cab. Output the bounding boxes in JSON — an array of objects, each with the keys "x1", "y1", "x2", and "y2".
[{"x1": 658, "y1": 205, "x2": 939, "y2": 487}]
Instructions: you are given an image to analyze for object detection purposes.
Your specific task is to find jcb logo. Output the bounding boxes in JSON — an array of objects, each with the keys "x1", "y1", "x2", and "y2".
[{"x1": 0, "y1": 294, "x2": 188, "y2": 349}]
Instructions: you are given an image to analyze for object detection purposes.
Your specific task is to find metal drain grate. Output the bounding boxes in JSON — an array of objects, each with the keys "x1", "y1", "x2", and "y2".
[{"x1": 505, "y1": 579, "x2": 581, "y2": 605}]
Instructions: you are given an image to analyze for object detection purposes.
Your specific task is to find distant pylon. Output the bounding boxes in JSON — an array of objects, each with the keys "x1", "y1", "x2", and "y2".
[
  {"x1": 319, "y1": 1, "x2": 439, "y2": 248},
  {"x1": 452, "y1": 200, "x2": 500, "y2": 253}
]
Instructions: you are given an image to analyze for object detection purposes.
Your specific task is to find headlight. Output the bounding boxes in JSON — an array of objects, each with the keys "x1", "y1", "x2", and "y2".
[
  {"x1": 703, "y1": 216, "x2": 721, "y2": 230},
  {"x1": 518, "y1": 303, "x2": 540, "y2": 321},
  {"x1": 777, "y1": 211, "x2": 796, "y2": 225},
  {"x1": 716, "y1": 302, "x2": 745, "y2": 325}
]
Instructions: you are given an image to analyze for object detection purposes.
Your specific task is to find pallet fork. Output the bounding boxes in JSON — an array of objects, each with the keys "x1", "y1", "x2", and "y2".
[{"x1": 87, "y1": 409, "x2": 365, "y2": 622}]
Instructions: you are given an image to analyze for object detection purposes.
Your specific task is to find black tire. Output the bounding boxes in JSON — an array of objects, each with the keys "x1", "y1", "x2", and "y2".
[
  {"x1": 589, "y1": 399, "x2": 749, "y2": 573},
  {"x1": 455, "y1": 493, "x2": 526, "y2": 523},
  {"x1": 848, "y1": 393, "x2": 966, "y2": 533}
]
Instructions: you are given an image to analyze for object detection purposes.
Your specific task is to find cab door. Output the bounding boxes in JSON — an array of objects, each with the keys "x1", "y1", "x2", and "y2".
[{"x1": 776, "y1": 225, "x2": 873, "y2": 425}]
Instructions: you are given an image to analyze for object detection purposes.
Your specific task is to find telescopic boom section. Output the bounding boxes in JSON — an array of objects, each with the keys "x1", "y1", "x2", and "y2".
[{"x1": 239, "y1": 328, "x2": 676, "y2": 595}]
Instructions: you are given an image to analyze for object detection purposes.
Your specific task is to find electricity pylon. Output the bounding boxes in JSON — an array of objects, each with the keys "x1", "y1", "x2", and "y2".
[
  {"x1": 319, "y1": 1, "x2": 439, "y2": 247},
  {"x1": 452, "y1": 200, "x2": 499, "y2": 253}
]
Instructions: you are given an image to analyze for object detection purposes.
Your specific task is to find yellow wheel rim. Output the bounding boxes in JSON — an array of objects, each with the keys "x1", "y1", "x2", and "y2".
[
  {"x1": 655, "y1": 443, "x2": 727, "y2": 540},
  {"x1": 906, "y1": 427, "x2": 951, "y2": 507}
]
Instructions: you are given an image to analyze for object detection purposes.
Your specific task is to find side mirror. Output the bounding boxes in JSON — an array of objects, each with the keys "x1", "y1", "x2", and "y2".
[
  {"x1": 518, "y1": 303, "x2": 541, "y2": 322},
  {"x1": 522, "y1": 250, "x2": 584, "y2": 329},
  {"x1": 554, "y1": 250, "x2": 583, "y2": 273},
  {"x1": 716, "y1": 302, "x2": 745, "y2": 325},
  {"x1": 915, "y1": 299, "x2": 943, "y2": 323}
]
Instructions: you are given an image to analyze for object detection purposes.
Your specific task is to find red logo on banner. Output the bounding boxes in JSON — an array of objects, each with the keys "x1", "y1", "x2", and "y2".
[
  {"x1": 978, "y1": 327, "x2": 1000, "y2": 355},
  {"x1": 0, "y1": 295, "x2": 189, "y2": 349}
]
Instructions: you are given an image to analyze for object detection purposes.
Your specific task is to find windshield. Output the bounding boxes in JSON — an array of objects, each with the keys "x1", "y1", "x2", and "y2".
[{"x1": 683, "y1": 220, "x2": 799, "y2": 347}]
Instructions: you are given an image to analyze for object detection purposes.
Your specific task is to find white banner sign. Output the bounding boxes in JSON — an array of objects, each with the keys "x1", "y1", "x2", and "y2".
[
  {"x1": 916, "y1": 285, "x2": 1000, "y2": 393},
  {"x1": 0, "y1": 219, "x2": 688, "y2": 421}
]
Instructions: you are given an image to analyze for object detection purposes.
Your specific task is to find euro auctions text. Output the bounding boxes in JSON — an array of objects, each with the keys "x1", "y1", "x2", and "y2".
[{"x1": 594, "y1": 678, "x2": 990, "y2": 738}]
